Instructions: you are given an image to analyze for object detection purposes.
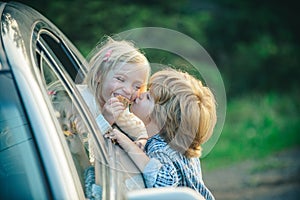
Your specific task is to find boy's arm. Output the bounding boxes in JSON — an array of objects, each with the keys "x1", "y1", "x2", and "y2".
[{"x1": 106, "y1": 129, "x2": 150, "y2": 172}]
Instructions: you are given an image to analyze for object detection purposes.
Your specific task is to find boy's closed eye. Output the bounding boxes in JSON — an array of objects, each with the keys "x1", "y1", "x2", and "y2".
[{"x1": 134, "y1": 84, "x2": 141, "y2": 91}]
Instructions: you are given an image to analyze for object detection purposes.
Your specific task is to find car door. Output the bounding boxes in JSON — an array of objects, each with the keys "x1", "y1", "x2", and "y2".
[
  {"x1": 1, "y1": 2, "x2": 146, "y2": 199},
  {"x1": 33, "y1": 14, "x2": 146, "y2": 200},
  {"x1": 0, "y1": 2, "x2": 110, "y2": 199},
  {"x1": 31, "y1": 9, "x2": 146, "y2": 200}
]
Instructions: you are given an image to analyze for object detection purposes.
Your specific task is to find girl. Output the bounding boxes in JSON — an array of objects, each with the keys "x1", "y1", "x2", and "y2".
[
  {"x1": 77, "y1": 37, "x2": 151, "y2": 198},
  {"x1": 78, "y1": 37, "x2": 151, "y2": 145},
  {"x1": 107, "y1": 68, "x2": 216, "y2": 200}
]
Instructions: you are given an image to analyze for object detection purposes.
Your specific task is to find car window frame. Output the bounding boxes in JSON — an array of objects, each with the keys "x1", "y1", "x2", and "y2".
[
  {"x1": 32, "y1": 23, "x2": 114, "y2": 198},
  {"x1": 34, "y1": 25, "x2": 109, "y2": 164},
  {"x1": 1, "y1": 4, "x2": 87, "y2": 198},
  {"x1": 34, "y1": 27, "x2": 147, "y2": 198}
]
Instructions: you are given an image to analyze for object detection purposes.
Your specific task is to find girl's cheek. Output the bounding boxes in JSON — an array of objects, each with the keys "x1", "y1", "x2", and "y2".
[{"x1": 107, "y1": 82, "x2": 119, "y2": 93}]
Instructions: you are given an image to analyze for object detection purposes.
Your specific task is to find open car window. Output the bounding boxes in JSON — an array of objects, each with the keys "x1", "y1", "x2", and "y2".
[
  {"x1": 34, "y1": 29, "x2": 146, "y2": 199},
  {"x1": 34, "y1": 30, "x2": 103, "y2": 197}
]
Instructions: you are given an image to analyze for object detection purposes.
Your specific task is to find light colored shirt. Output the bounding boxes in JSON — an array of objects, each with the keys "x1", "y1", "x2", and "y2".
[
  {"x1": 76, "y1": 84, "x2": 111, "y2": 164},
  {"x1": 143, "y1": 134, "x2": 215, "y2": 200},
  {"x1": 76, "y1": 84, "x2": 112, "y2": 135}
]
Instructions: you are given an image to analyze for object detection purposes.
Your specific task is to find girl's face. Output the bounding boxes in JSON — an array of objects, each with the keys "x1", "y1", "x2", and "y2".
[
  {"x1": 130, "y1": 91, "x2": 155, "y2": 125},
  {"x1": 101, "y1": 63, "x2": 148, "y2": 103}
]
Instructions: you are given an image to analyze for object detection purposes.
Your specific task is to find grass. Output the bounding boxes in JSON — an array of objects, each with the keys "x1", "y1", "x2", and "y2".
[{"x1": 202, "y1": 91, "x2": 300, "y2": 171}]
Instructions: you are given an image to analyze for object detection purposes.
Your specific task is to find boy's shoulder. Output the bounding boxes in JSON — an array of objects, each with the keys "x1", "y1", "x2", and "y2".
[{"x1": 145, "y1": 134, "x2": 166, "y2": 151}]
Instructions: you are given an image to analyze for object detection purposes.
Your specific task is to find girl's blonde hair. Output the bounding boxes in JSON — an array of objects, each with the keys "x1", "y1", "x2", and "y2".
[
  {"x1": 149, "y1": 68, "x2": 217, "y2": 158},
  {"x1": 85, "y1": 37, "x2": 150, "y2": 107}
]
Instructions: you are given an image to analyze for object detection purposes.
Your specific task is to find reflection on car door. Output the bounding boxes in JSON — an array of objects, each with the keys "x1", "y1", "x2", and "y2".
[{"x1": 0, "y1": 71, "x2": 51, "y2": 199}]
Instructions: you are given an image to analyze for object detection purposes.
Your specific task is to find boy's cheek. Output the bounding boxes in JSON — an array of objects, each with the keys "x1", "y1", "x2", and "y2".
[{"x1": 131, "y1": 92, "x2": 139, "y2": 101}]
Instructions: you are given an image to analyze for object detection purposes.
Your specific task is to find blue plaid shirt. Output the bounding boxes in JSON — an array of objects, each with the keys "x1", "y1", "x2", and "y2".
[{"x1": 143, "y1": 134, "x2": 215, "y2": 200}]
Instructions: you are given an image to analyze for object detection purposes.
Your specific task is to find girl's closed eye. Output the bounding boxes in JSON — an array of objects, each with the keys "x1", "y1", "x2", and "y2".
[{"x1": 115, "y1": 76, "x2": 125, "y2": 82}]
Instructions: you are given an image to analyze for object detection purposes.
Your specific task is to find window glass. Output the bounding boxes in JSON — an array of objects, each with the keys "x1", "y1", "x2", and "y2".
[
  {"x1": 36, "y1": 32, "x2": 99, "y2": 198},
  {"x1": 0, "y1": 72, "x2": 50, "y2": 199},
  {"x1": 35, "y1": 30, "x2": 146, "y2": 199},
  {"x1": 38, "y1": 32, "x2": 85, "y2": 83},
  {"x1": 37, "y1": 31, "x2": 146, "y2": 198}
]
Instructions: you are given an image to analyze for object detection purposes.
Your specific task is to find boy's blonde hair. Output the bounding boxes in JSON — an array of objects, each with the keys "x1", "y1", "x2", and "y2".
[
  {"x1": 85, "y1": 37, "x2": 150, "y2": 107},
  {"x1": 149, "y1": 68, "x2": 217, "y2": 158}
]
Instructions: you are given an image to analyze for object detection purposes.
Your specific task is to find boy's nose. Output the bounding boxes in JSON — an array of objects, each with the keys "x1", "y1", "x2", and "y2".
[{"x1": 138, "y1": 92, "x2": 147, "y2": 100}]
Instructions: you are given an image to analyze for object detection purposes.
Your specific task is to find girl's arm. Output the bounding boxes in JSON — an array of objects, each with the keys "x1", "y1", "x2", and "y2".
[{"x1": 106, "y1": 129, "x2": 150, "y2": 172}]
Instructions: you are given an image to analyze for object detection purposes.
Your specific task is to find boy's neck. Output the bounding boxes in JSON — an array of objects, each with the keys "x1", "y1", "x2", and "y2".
[{"x1": 145, "y1": 121, "x2": 160, "y2": 138}]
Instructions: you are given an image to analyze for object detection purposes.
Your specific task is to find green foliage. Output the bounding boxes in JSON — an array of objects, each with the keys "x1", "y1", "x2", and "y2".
[
  {"x1": 16, "y1": 0, "x2": 299, "y2": 96},
  {"x1": 202, "y1": 91, "x2": 300, "y2": 170},
  {"x1": 14, "y1": 0, "x2": 300, "y2": 170},
  {"x1": 204, "y1": 0, "x2": 300, "y2": 95}
]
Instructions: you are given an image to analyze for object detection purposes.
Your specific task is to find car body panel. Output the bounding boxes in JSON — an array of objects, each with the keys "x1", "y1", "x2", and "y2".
[
  {"x1": 0, "y1": 2, "x2": 87, "y2": 199},
  {"x1": 0, "y1": 2, "x2": 141, "y2": 199},
  {"x1": 0, "y1": 2, "x2": 206, "y2": 200}
]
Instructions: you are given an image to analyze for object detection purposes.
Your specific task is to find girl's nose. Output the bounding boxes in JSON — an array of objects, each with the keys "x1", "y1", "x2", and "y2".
[
  {"x1": 122, "y1": 85, "x2": 133, "y2": 95},
  {"x1": 123, "y1": 85, "x2": 139, "y2": 102}
]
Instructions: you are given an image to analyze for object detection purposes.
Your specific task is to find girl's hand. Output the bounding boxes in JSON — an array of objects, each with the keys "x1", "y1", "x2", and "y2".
[{"x1": 102, "y1": 96, "x2": 125, "y2": 125}]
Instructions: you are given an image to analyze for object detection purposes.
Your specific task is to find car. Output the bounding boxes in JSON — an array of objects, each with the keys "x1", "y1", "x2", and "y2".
[{"x1": 0, "y1": 2, "x2": 204, "y2": 200}]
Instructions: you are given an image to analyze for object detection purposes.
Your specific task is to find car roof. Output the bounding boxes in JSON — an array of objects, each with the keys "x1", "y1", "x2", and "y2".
[{"x1": 0, "y1": 1, "x2": 87, "y2": 74}]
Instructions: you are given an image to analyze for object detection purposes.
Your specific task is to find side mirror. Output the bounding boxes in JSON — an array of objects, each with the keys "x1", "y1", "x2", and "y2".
[{"x1": 126, "y1": 187, "x2": 205, "y2": 200}]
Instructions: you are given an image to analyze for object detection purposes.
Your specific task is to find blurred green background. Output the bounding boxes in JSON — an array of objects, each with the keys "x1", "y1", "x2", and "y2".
[{"x1": 13, "y1": 0, "x2": 300, "y2": 169}]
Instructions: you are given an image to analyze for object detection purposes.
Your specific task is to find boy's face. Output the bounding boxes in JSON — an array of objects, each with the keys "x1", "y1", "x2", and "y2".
[
  {"x1": 130, "y1": 91, "x2": 155, "y2": 125},
  {"x1": 101, "y1": 63, "x2": 148, "y2": 103}
]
